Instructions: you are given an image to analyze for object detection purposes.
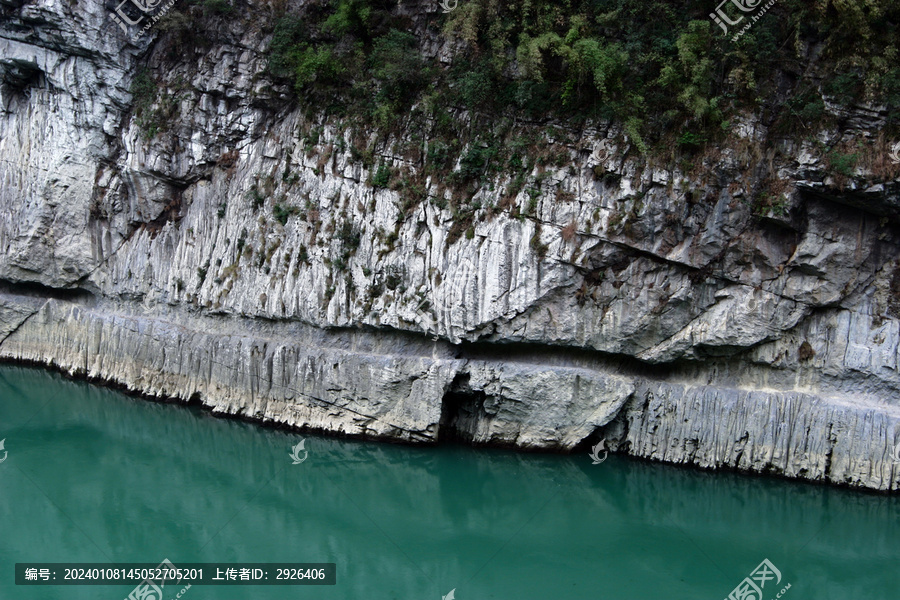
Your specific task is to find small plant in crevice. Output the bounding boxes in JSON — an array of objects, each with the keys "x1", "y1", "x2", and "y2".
[
  {"x1": 273, "y1": 203, "x2": 301, "y2": 225},
  {"x1": 246, "y1": 185, "x2": 265, "y2": 210},
  {"x1": 826, "y1": 148, "x2": 860, "y2": 179},
  {"x1": 677, "y1": 131, "x2": 706, "y2": 151},
  {"x1": 530, "y1": 223, "x2": 549, "y2": 258},
  {"x1": 371, "y1": 163, "x2": 392, "y2": 188},
  {"x1": 129, "y1": 69, "x2": 182, "y2": 139},
  {"x1": 297, "y1": 244, "x2": 309, "y2": 264},
  {"x1": 130, "y1": 69, "x2": 157, "y2": 117},
  {"x1": 561, "y1": 220, "x2": 577, "y2": 242},
  {"x1": 753, "y1": 192, "x2": 789, "y2": 217},
  {"x1": 383, "y1": 264, "x2": 404, "y2": 291},
  {"x1": 457, "y1": 143, "x2": 498, "y2": 182}
]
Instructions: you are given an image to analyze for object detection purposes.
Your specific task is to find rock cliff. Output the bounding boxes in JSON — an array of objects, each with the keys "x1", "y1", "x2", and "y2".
[{"x1": 1, "y1": 0, "x2": 900, "y2": 490}]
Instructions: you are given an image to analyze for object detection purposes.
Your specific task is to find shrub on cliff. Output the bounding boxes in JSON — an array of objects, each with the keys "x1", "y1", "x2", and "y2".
[{"x1": 265, "y1": 0, "x2": 900, "y2": 149}]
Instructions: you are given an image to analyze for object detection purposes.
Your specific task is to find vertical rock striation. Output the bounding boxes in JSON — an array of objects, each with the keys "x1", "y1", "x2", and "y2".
[{"x1": 0, "y1": 0, "x2": 899, "y2": 490}]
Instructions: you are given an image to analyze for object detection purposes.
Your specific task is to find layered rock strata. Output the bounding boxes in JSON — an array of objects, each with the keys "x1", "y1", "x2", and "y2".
[{"x1": 1, "y1": 0, "x2": 899, "y2": 490}]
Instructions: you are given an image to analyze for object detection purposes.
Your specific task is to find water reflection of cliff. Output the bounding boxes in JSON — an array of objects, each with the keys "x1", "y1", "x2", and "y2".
[{"x1": 1, "y1": 366, "x2": 897, "y2": 599}]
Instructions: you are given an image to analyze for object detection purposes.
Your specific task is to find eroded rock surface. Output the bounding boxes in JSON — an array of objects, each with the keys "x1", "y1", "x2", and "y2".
[{"x1": 1, "y1": 0, "x2": 900, "y2": 490}]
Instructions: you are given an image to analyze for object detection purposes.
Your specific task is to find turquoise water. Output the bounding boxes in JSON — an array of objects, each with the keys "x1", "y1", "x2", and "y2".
[{"x1": 0, "y1": 364, "x2": 897, "y2": 599}]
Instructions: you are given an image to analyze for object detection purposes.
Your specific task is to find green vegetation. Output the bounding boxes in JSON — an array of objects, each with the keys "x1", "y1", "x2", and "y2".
[
  {"x1": 129, "y1": 69, "x2": 185, "y2": 139},
  {"x1": 130, "y1": 69, "x2": 157, "y2": 116},
  {"x1": 202, "y1": 0, "x2": 232, "y2": 15},
  {"x1": 130, "y1": 70, "x2": 166, "y2": 139},
  {"x1": 246, "y1": 185, "x2": 265, "y2": 210},
  {"x1": 267, "y1": 0, "x2": 899, "y2": 150},
  {"x1": 677, "y1": 132, "x2": 706, "y2": 150},
  {"x1": 827, "y1": 149, "x2": 860, "y2": 179},
  {"x1": 255, "y1": 0, "x2": 900, "y2": 248},
  {"x1": 458, "y1": 143, "x2": 498, "y2": 181},
  {"x1": 273, "y1": 202, "x2": 301, "y2": 225},
  {"x1": 754, "y1": 192, "x2": 789, "y2": 217},
  {"x1": 371, "y1": 163, "x2": 392, "y2": 188}
]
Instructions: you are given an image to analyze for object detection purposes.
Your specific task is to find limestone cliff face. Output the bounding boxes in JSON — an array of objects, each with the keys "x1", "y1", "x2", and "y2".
[{"x1": 2, "y1": 0, "x2": 900, "y2": 490}]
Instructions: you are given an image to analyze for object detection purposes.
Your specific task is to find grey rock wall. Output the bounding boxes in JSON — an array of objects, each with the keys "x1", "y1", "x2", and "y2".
[{"x1": 1, "y1": 0, "x2": 900, "y2": 490}]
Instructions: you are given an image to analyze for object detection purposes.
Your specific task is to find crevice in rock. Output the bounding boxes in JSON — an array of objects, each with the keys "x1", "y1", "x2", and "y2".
[
  {"x1": 438, "y1": 371, "x2": 487, "y2": 444},
  {"x1": 141, "y1": 189, "x2": 184, "y2": 239},
  {"x1": 586, "y1": 391, "x2": 639, "y2": 454},
  {"x1": 572, "y1": 423, "x2": 614, "y2": 456},
  {"x1": 457, "y1": 339, "x2": 676, "y2": 382},
  {"x1": 0, "y1": 279, "x2": 95, "y2": 303},
  {"x1": 0, "y1": 57, "x2": 44, "y2": 100},
  {"x1": 797, "y1": 182, "x2": 900, "y2": 222},
  {"x1": 824, "y1": 422, "x2": 836, "y2": 477},
  {"x1": 0, "y1": 303, "x2": 42, "y2": 348}
]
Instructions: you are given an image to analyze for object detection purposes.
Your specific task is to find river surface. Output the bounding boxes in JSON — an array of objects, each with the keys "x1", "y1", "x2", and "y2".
[{"x1": 0, "y1": 365, "x2": 897, "y2": 599}]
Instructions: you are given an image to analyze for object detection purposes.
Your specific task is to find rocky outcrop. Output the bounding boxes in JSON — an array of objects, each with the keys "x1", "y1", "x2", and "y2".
[
  {"x1": 0, "y1": 291, "x2": 635, "y2": 449},
  {"x1": 605, "y1": 381, "x2": 900, "y2": 491},
  {"x1": 1, "y1": 0, "x2": 900, "y2": 490}
]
